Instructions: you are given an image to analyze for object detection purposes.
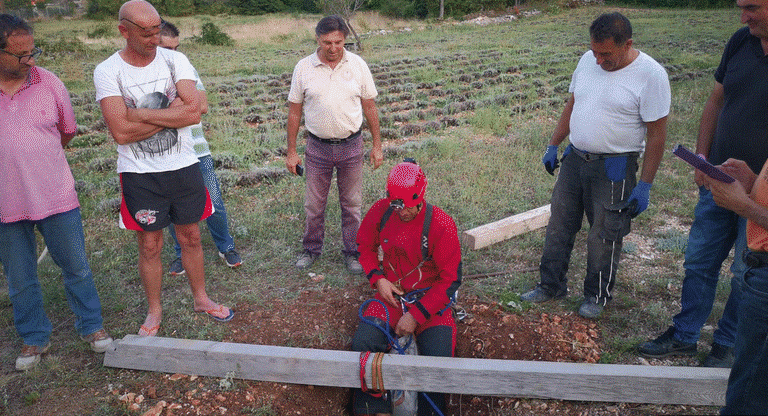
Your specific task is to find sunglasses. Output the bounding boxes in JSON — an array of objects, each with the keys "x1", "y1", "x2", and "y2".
[{"x1": 120, "y1": 17, "x2": 165, "y2": 34}]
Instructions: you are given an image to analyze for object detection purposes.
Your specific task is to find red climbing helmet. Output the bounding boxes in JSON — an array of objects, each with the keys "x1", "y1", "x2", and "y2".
[{"x1": 386, "y1": 161, "x2": 427, "y2": 208}]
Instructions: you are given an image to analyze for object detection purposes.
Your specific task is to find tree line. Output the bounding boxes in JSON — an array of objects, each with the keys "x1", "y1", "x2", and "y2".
[
  {"x1": 80, "y1": 0, "x2": 737, "y2": 19},
  {"x1": 0, "y1": 0, "x2": 734, "y2": 25}
]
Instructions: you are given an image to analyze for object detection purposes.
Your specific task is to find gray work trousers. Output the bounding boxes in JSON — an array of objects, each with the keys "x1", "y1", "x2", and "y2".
[{"x1": 538, "y1": 147, "x2": 638, "y2": 305}]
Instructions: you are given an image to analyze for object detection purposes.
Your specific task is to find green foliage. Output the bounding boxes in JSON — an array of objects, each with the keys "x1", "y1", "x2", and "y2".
[
  {"x1": 86, "y1": 0, "x2": 123, "y2": 18},
  {"x1": 655, "y1": 230, "x2": 688, "y2": 254},
  {"x1": 285, "y1": 0, "x2": 320, "y2": 12},
  {"x1": 87, "y1": 23, "x2": 114, "y2": 39},
  {"x1": 87, "y1": 0, "x2": 200, "y2": 16},
  {"x1": 227, "y1": 0, "x2": 287, "y2": 15},
  {"x1": 4, "y1": 0, "x2": 34, "y2": 10},
  {"x1": 35, "y1": 33, "x2": 89, "y2": 56},
  {"x1": 469, "y1": 106, "x2": 510, "y2": 137},
  {"x1": 23, "y1": 391, "x2": 41, "y2": 405},
  {"x1": 607, "y1": 0, "x2": 732, "y2": 7},
  {"x1": 154, "y1": 0, "x2": 198, "y2": 15},
  {"x1": 193, "y1": 22, "x2": 235, "y2": 46},
  {"x1": 243, "y1": 405, "x2": 277, "y2": 415},
  {"x1": 373, "y1": 0, "x2": 516, "y2": 19},
  {"x1": 378, "y1": 0, "x2": 429, "y2": 18}
]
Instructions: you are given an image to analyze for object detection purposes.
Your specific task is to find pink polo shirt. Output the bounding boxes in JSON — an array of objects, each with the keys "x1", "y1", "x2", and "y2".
[{"x1": 0, "y1": 66, "x2": 79, "y2": 223}]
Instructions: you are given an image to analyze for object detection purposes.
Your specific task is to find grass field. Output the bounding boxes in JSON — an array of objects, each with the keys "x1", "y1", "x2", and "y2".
[{"x1": 0, "y1": 5, "x2": 746, "y2": 415}]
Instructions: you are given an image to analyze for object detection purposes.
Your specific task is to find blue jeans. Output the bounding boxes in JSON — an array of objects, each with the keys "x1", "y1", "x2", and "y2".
[
  {"x1": 169, "y1": 155, "x2": 235, "y2": 257},
  {"x1": 673, "y1": 187, "x2": 743, "y2": 347},
  {"x1": 0, "y1": 208, "x2": 105, "y2": 347},
  {"x1": 303, "y1": 135, "x2": 364, "y2": 255},
  {"x1": 721, "y1": 252, "x2": 768, "y2": 415}
]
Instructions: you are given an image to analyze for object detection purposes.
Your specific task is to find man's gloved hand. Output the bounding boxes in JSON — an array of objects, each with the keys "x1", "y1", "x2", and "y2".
[
  {"x1": 542, "y1": 145, "x2": 559, "y2": 175},
  {"x1": 627, "y1": 181, "x2": 652, "y2": 218}
]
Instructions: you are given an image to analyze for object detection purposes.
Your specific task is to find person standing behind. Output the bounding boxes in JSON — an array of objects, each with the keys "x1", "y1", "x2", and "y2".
[
  {"x1": 0, "y1": 14, "x2": 113, "y2": 370},
  {"x1": 285, "y1": 15, "x2": 383, "y2": 275},
  {"x1": 158, "y1": 21, "x2": 243, "y2": 275},
  {"x1": 520, "y1": 12, "x2": 670, "y2": 319},
  {"x1": 94, "y1": 0, "x2": 233, "y2": 337},
  {"x1": 638, "y1": 0, "x2": 768, "y2": 368}
]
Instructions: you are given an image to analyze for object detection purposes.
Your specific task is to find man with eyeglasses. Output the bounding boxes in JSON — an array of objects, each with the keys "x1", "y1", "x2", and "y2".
[
  {"x1": 93, "y1": 0, "x2": 233, "y2": 337},
  {"x1": 0, "y1": 14, "x2": 113, "y2": 371},
  {"x1": 157, "y1": 21, "x2": 243, "y2": 275}
]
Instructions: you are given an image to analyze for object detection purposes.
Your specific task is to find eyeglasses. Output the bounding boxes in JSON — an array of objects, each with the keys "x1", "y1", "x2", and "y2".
[
  {"x1": 120, "y1": 17, "x2": 165, "y2": 34},
  {"x1": 0, "y1": 47, "x2": 42, "y2": 64}
]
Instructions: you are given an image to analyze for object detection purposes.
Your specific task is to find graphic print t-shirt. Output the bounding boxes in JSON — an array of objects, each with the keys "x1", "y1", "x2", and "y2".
[{"x1": 94, "y1": 48, "x2": 199, "y2": 173}]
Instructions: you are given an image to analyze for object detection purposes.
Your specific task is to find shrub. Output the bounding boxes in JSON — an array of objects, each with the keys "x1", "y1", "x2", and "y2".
[
  {"x1": 155, "y1": 0, "x2": 197, "y2": 15},
  {"x1": 35, "y1": 34, "x2": 90, "y2": 59},
  {"x1": 86, "y1": 0, "x2": 122, "y2": 18},
  {"x1": 87, "y1": 23, "x2": 113, "y2": 39},
  {"x1": 193, "y1": 22, "x2": 234, "y2": 46},
  {"x1": 228, "y1": 0, "x2": 286, "y2": 15}
]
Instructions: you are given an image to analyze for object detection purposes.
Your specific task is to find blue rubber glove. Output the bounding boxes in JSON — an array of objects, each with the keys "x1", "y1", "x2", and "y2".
[
  {"x1": 562, "y1": 144, "x2": 572, "y2": 159},
  {"x1": 542, "y1": 145, "x2": 559, "y2": 175},
  {"x1": 627, "y1": 181, "x2": 652, "y2": 218}
]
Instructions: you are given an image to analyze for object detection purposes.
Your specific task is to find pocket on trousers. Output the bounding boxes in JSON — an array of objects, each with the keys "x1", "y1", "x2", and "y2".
[
  {"x1": 743, "y1": 269, "x2": 768, "y2": 298},
  {"x1": 603, "y1": 156, "x2": 628, "y2": 182},
  {"x1": 600, "y1": 206, "x2": 632, "y2": 241}
]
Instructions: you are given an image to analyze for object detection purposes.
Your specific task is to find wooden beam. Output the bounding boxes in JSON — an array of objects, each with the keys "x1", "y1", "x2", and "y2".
[
  {"x1": 462, "y1": 204, "x2": 551, "y2": 250},
  {"x1": 104, "y1": 335, "x2": 727, "y2": 406},
  {"x1": 37, "y1": 246, "x2": 48, "y2": 265}
]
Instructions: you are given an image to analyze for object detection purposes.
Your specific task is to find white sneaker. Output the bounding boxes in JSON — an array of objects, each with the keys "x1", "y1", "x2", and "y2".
[
  {"x1": 81, "y1": 329, "x2": 113, "y2": 353},
  {"x1": 16, "y1": 343, "x2": 50, "y2": 371}
]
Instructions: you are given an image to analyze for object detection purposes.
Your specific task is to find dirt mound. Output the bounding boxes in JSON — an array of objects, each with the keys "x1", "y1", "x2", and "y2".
[{"x1": 106, "y1": 285, "x2": 602, "y2": 415}]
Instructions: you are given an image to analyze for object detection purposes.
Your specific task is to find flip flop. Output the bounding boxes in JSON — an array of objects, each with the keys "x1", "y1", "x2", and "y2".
[
  {"x1": 138, "y1": 324, "x2": 159, "y2": 336},
  {"x1": 200, "y1": 305, "x2": 234, "y2": 323}
]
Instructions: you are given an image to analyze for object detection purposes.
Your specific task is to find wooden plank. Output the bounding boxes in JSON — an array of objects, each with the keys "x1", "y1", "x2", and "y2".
[
  {"x1": 462, "y1": 204, "x2": 551, "y2": 250},
  {"x1": 37, "y1": 246, "x2": 48, "y2": 265},
  {"x1": 104, "y1": 335, "x2": 727, "y2": 406}
]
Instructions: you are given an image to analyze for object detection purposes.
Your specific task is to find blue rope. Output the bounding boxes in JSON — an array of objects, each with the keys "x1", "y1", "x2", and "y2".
[{"x1": 358, "y1": 298, "x2": 446, "y2": 416}]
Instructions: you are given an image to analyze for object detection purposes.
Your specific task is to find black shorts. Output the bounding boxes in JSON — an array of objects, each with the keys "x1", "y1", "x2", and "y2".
[{"x1": 119, "y1": 163, "x2": 213, "y2": 232}]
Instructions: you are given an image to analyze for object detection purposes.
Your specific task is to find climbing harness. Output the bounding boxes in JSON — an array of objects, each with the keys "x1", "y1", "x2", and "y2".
[{"x1": 358, "y1": 298, "x2": 446, "y2": 416}]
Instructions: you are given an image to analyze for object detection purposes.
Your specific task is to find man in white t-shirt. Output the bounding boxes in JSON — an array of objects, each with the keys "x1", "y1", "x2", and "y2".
[
  {"x1": 94, "y1": 0, "x2": 233, "y2": 336},
  {"x1": 521, "y1": 12, "x2": 670, "y2": 319}
]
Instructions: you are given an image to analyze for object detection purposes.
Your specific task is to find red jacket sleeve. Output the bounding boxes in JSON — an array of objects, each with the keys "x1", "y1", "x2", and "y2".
[{"x1": 356, "y1": 199, "x2": 390, "y2": 286}]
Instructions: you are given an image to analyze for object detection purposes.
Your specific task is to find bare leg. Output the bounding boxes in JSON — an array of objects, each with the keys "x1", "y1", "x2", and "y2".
[
  {"x1": 136, "y1": 230, "x2": 164, "y2": 334},
  {"x1": 175, "y1": 222, "x2": 231, "y2": 318}
]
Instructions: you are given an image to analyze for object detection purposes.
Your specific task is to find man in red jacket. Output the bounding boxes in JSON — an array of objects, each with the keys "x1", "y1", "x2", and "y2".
[{"x1": 351, "y1": 161, "x2": 462, "y2": 416}]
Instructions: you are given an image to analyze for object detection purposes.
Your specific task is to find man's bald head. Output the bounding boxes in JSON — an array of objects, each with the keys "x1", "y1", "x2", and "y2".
[
  {"x1": 118, "y1": 0, "x2": 160, "y2": 28},
  {"x1": 117, "y1": 0, "x2": 163, "y2": 62}
]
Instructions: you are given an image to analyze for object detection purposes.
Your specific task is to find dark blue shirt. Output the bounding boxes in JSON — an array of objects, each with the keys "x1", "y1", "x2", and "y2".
[{"x1": 710, "y1": 27, "x2": 768, "y2": 173}]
